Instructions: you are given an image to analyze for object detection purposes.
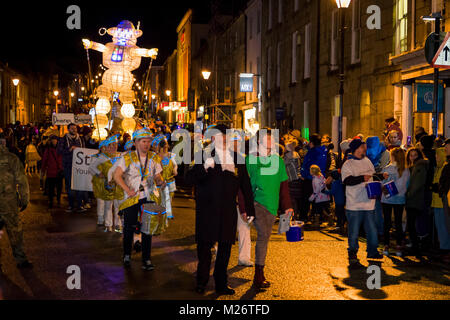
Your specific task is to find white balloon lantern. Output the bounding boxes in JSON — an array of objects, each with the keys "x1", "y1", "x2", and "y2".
[
  {"x1": 93, "y1": 128, "x2": 108, "y2": 140},
  {"x1": 121, "y1": 103, "x2": 135, "y2": 118},
  {"x1": 95, "y1": 98, "x2": 111, "y2": 114}
]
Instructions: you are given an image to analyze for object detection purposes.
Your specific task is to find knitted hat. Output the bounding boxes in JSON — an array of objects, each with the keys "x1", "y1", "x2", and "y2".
[
  {"x1": 419, "y1": 135, "x2": 434, "y2": 150},
  {"x1": 340, "y1": 139, "x2": 351, "y2": 152},
  {"x1": 349, "y1": 138, "x2": 365, "y2": 154}
]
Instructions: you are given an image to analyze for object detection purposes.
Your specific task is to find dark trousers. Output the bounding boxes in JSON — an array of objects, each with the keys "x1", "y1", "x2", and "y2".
[
  {"x1": 123, "y1": 200, "x2": 152, "y2": 262},
  {"x1": 335, "y1": 204, "x2": 346, "y2": 228},
  {"x1": 47, "y1": 177, "x2": 62, "y2": 207},
  {"x1": 299, "y1": 179, "x2": 313, "y2": 221},
  {"x1": 382, "y1": 203, "x2": 404, "y2": 246},
  {"x1": 64, "y1": 166, "x2": 83, "y2": 209},
  {"x1": 196, "y1": 241, "x2": 232, "y2": 290},
  {"x1": 406, "y1": 208, "x2": 420, "y2": 251},
  {"x1": 311, "y1": 202, "x2": 327, "y2": 220}
]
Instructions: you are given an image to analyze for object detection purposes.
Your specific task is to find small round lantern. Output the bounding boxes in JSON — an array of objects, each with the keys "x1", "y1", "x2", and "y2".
[
  {"x1": 93, "y1": 128, "x2": 108, "y2": 140},
  {"x1": 122, "y1": 117, "x2": 136, "y2": 134},
  {"x1": 95, "y1": 98, "x2": 111, "y2": 114},
  {"x1": 121, "y1": 103, "x2": 135, "y2": 118}
]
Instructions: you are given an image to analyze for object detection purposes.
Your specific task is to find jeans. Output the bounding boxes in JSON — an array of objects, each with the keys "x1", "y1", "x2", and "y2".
[
  {"x1": 253, "y1": 202, "x2": 277, "y2": 266},
  {"x1": 64, "y1": 165, "x2": 83, "y2": 209},
  {"x1": 346, "y1": 210, "x2": 379, "y2": 257},
  {"x1": 433, "y1": 208, "x2": 450, "y2": 250},
  {"x1": 381, "y1": 203, "x2": 404, "y2": 246}
]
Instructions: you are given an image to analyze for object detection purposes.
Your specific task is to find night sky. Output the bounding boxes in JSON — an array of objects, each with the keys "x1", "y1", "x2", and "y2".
[{"x1": 1, "y1": 0, "x2": 219, "y2": 78}]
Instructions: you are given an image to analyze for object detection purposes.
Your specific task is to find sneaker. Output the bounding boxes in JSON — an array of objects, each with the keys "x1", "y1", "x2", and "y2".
[
  {"x1": 84, "y1": 203, "x2": 91, "y2": 209},
  {"x1": 123, "y1": 255, "x2": 131, "y2": 268},
  {"x1": 114, "y1": 226, "x2": 122, "y2": 233},
  {"x1": 142, "y1": 260, "x2": 155, "y2": 271},
  {"x1": 383, "y1": 246, "x2": 390, "y2": 256},
  {"x1": 104, "y1": 226, "x2": 113, "y2": 232},
  {"x1": 65, "y1": 207, "x2": 74, "y2": 213},
  {"x1": 77, "y1": 206, "x2": 87, "y2": 213},
  {"x1": 367, "y1": 252, "x2": 384, "y2": 259}
]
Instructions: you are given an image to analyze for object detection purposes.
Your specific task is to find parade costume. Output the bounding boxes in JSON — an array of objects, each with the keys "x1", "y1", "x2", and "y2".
[
  {"x1": 109, "y1": 129, "x2": 164, "y2": 267},
  {"x1": 89, "y1": 135, "x2": 123, "y2": 231},
  {"x1": 153, "y1": 135, "x2": 177, "y2": 219}
]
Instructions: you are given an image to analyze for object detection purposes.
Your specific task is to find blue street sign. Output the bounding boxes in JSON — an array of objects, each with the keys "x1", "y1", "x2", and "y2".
[
  {"x1": 239, "y1": 76, "x2": 253, "y2": 92},
  {"x1": 416, "y1": 83, "x2": 443, "y2": 113}
]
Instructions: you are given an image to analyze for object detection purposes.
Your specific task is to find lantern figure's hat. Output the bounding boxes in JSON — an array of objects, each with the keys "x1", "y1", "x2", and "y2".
[{"x1": 107, "y1": 20, "x2": 143, "y2": 39}]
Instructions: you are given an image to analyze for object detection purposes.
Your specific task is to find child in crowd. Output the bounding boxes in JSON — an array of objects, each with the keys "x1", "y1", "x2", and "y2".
[
  {"x1": 309, "y1": 165, "x2": 330, "y2": 228},
  {"x1": 324, "y1": 169, "x2": 346, "y2": 235}
]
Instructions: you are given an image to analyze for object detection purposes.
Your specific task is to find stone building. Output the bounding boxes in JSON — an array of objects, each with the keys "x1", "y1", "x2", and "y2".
[{"x1": 261, "y1": 0, "x2": 450, "y2": 144}]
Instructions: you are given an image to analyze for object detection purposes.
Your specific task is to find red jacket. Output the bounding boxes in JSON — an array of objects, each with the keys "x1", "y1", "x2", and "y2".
[{"x1": 42, "y1": 147, "x2": 63, "y2": 178}]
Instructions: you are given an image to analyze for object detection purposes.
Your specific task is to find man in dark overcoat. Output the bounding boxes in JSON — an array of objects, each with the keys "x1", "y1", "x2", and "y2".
[{"x1": 187, "y1": 124, "x2": 255, "y2": 295}]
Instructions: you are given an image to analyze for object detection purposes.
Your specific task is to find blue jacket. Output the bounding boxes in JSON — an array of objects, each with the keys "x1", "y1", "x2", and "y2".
[
  {"x1": 300, "y1": 146, "x2": 328, "y2": 180},
  {"x1": 324, "y1": 179, "x2": 346, "y2": 206},
  {"x1": 366, "y1": 136, "x2": 386, "y2": 169}
]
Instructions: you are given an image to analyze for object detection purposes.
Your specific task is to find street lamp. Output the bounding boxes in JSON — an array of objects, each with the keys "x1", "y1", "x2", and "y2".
[
  {"x1": 54, "y1": 90, "x2": 59, "y2": 114},
  {"x1": 202, "y1": 70, "x2": 211, "y2": 80},
  {"x1": 422, "y1": 12, "x2": 443, "y2": 137},
  {"x1": 335, "y1": 0, "x2": 351, "y2": 167},
  {"x1": 12, "y1": 79, "x2": 19, "y2": 123}
]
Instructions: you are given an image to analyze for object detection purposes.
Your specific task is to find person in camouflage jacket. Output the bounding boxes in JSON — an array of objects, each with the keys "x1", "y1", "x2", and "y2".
[{"x1": 0, "y1": 139, "x2": 32, "y2": 269}]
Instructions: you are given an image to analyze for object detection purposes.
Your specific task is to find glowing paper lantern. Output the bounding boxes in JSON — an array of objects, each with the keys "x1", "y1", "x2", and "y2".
[
  {"x1": 94, "y1": 114, "x2": 109, "y2": 128},
  {"x1": 95, "y1": 98, "x2": 111, "y2": 114},
  {"x1": 121, "y1": 103, "x2": 135, "y2": 118},
  {"x1": 120, "y1": 89, "x2": 135, "y2": 104},
  {"x1": 102, "y1": 69, "x2": 133, "y2": 92},
  {"x1": 93, "y1": 128, "x2": 108, "y2": 140},
  {"x1": 122, "y1": 118, "x2": 136, "y2": 134},
  {"x1": 82, "y1": 20, "x2": 158, "y2": 118},
  {"x1": 96, "y1": 85, "x2": 111, "y2": 99}
]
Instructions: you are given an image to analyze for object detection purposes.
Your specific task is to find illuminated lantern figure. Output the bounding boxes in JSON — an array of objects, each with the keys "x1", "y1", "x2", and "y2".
[{"x1": 83, "y1": 20, "x2": 158, "y2": 120}]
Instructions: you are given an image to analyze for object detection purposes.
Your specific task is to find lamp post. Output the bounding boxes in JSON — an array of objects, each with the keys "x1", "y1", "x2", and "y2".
[
  {"x1": 12, "y1": 79, "x2": 19, "y2": 123},
  {"x1": 54, "y1": 90, "x2": 59, "y2": 114},
  {"x1": 202, "y1": 70, "x2": 211, "y2": 125},
  {"x1": 166, "y1": 90, "x2": 172, "y2": 123},
  {"x1": 422, "y1": 12, "x2": 443, "y2": 137},
  {"x1": 151, "y1": 94, "x2": 156, "y2": 115},
  {"x1": 335, "y1": 0, "x2": 351, "y2": 166}
]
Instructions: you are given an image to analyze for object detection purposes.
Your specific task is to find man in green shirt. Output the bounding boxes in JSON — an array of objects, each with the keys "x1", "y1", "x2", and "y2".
[{"x1": 246, "y1": 128, "x2": 293, "y2": 290}]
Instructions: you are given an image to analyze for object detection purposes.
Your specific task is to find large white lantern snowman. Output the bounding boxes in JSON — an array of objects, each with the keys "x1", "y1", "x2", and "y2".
[{"x1": 82, "y1": 20, "x2": 158, "y2": 132}]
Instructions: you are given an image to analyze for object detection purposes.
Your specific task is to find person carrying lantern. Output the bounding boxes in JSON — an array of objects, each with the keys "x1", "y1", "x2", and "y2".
[
  {"x1": 109, "y1": 129, "x2": 165, "y2": 271},
  {"x1": 89, "y1": 134, "x2": 123, "y2": 233}
]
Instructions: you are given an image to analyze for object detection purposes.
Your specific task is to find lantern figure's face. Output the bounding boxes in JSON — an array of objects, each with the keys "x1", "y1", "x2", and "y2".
[{"x1": 107, "y1": 21, "x2": 142, "y2": 48}]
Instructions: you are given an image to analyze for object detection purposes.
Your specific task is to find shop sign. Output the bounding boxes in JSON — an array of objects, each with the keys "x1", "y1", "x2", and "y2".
[{"x1": 416, "y1": 83, "x2": 443, "y2": 113}]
